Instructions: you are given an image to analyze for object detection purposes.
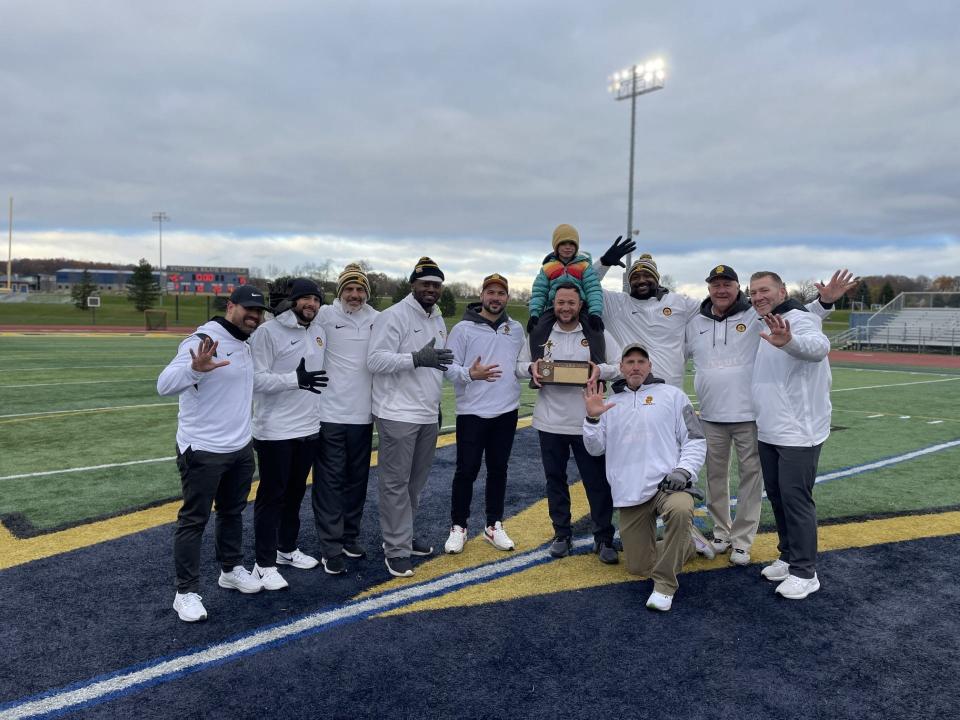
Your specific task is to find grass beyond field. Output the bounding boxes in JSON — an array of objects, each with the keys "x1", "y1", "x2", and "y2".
[{"x1": 1, "y1": 331, "x2": 956, "y2": 534}]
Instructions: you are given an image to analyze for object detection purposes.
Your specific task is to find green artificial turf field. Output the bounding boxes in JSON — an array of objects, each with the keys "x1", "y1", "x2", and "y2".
[{"x1": 1, "y1": 330, "x2": 956, "y2": 534}]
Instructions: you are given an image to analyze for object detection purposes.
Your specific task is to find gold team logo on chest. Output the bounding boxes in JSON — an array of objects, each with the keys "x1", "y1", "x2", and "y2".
[
  {"x1": 315, "y1": 337, "x2": 324, "y2": 347},
  {"x1": 736, "y1": 323, "x2": 747, "y2": 333},
  {"x1": 580, "y1": 338, "x2": 590, "y2": 347},
  {"x1": 662, "y1": 307, "x2": 672, "y2": 317},
  {"x1": 644, "y1": 396, "x2": 655, "y2": 405},
  {"x1": 502, "y1": 324, "x2": 511, "y2": 334}
]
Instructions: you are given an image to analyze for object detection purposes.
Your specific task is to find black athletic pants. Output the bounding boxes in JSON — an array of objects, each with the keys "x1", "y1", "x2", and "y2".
[
  {"x1": 312, "y1": 422, "x2": 374, "y2": 559},
  {"x1": 253, "y1": 435, "x2": 318, "y2": 567},
  {"x1": 173, "y1": 442, "x2": 254, "y2": 593},
  {"x1": 758, "y1": 440, "x2": 823, "y2": 579},
  {"x1": 450, "y1": 410, "x2": 518, "y2": 528},
  {"x1": 537, "y1": 430, "x2": 614, "y2": 544}
]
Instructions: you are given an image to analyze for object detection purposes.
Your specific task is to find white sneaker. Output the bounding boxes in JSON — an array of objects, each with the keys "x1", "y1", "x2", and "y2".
[
  {"x1": 645, "y1": 591, "x2": 673, "y2": 612},
  {"x1": 711, "y1": 538, "x2": 731, "y2": 554},
  {"x1": 729, "y1": 548, "x2": 751, "y2": 566},
  {"x1": 691, "y1": 527, "x2": 715, "y2": 559},
  {"x1": 218, "y1": 565, "x2": 263, "y2": 594},
  {"x1": 483, "y1": 521, "x2": 515, "y2": 551},
  {"x1": 253, "y1": 564, "x2": 289, "y2": 591},
  {"x1": 761, "y1": 559, "x2": 791, "y2": 582},
  {"x1": 444, "y1": 525, "x2": 467, "y2": 554},
  {"x1": 276, "y1": 548, "x2": 319, "y2": 569},
  {"x1": 173, "y1": 592, "x2": 207, "y2": 622},
  {"x1": 775, "y1": 573, "x2": 821, "y2": 599}
]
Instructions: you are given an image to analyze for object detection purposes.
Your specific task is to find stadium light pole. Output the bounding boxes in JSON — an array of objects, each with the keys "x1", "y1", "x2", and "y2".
[
  {"x1": 152, "y1": 211, "x2": 168, "y2": 305},
  {"x1": 608, "y1": 57, "x2": 666, "y2": 288}
]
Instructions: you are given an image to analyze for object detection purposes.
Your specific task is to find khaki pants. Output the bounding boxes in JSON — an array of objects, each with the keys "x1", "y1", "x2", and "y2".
[
  {"x1": 619, "y1": 491, "x2": 695, "y2": 596},
  {"x1": 702, "y1": 420, "x2": 763, "y2": 551}
]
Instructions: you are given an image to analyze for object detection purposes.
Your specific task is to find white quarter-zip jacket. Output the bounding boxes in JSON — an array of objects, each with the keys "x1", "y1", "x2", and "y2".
[
  {"x1": 367, "y1": 293, "x2": 447, "y2": 424},
  {"x1": 249, "y1": 309, "x2": 326, "y2": 441},
  {"x1": 316, "y1": 300, "x2": 379, "y2": 425},
  {"x1": 582, "y1": 380, "x2": 706, "y2": 507},
  {"x1": 594, "y1": 262, "x2": 700, "y2": 389},
  {"x1": 751, "y1": 306, "x2": 832, "y2": 447},
  {"x1": 446, "y1": 304, "x2": 526, "y2": 418},
  {"x1": 517, "y1": 324, "x2": 621, "y2": 435},
  {"x1": 157, "y1": 318, "x2": 254, "y2": 454},
  {"x1": 686, "y1": 295, "x2": 834, "y2": 423}
]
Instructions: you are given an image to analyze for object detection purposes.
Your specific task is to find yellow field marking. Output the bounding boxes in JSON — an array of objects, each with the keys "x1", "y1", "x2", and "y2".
[
  {"x1": 376, "y1": 510, "x2": 960, "y2": 616},
  {"x1": 0, "y1": 420, "x2": 539, "y2": 570}
]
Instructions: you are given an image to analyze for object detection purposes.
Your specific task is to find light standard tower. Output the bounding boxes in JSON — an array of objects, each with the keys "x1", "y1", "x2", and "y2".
[
  {"x1": 608, "y1": 57, "x2": 666, "y2": 286},
  {"x1": 152, "y1": 211, "x2": 168, "y2": 304}
]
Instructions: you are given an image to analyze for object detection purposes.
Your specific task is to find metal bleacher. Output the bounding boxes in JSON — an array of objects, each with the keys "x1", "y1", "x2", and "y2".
[{"x1": 843, "y1": 292, "x2": 960, "y2": 353}]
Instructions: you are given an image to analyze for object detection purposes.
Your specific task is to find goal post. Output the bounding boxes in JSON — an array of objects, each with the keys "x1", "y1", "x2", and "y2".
[{"x1": 144, "y1": 309, "x2": 168, "y2": 331}]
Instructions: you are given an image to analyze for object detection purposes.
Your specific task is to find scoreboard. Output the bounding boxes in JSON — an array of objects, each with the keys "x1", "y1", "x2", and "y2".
[{"x1": 164, "y1": 266, "x2": 249, "y2": 295}]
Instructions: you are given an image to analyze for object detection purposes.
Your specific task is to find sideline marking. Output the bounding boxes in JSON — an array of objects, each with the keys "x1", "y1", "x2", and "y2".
[
  {"x1": 928, "y1": 420, "x2": 944, "y2": 425},
  {"x1": 2, "y1": 510, "x2": 958, "y2": 720},
  {"x1": 0, "y1": 402, "x2": 176, "y2": 422},
  {"x1": 0, "y1": 457, "x2": 176, "y2": 482},
  {"x1": 867, "y1": 414, "x2": 884, "y2": 418},
  {"x1": 832, "y1": 377, "x2": 960, "y2": 393},
  {"x1": 0, "y1": 378, "x2": 152, "y2": 389},
  {"x1": 0, "y1": 364, "x2": 164, "y2": 373}
]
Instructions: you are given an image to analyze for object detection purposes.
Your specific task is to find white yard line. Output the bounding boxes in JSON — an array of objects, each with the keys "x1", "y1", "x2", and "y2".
[
  {"x1": 0, "y1": 457, "x2": 175, "y2": 482},
  {"x1": 0, "y1": 402, "x2": 177, "y2": 420},
  {"x1": 0, "y1": 378, "x2": 152, "y2": 389},
  {"x1": 832, "y1": 377, "x2": 960, "y2": 393},
  {"x1": 0, "y1": 364, "x2": 163, "y2": 373}
]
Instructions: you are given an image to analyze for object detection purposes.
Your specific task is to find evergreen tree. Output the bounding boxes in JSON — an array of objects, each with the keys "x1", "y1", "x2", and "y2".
[
  {"x1": 71, "y1": 269, "x2": 98, "y2": 310},
  {"x1": 391, "y1": 280, "x2": 409, "y2": 306},
  {"x1": 438, "y1": 287, "x2": 457, "y2": 317},
  {"x1": 856, "y1": 281, "x2": 871, "y2": 308},
  {"x1": 126, "y1": 258, "x2": 160, "y2": 311},
  {"x1": 878, "y1": 282, "x2": 896, "y2": 306}
]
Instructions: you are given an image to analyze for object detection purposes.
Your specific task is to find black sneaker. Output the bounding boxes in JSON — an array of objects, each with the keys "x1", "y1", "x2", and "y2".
[
  {"x1": 342, "y1": 542, "x2": 367, "y2": 559},
  {"x1": 410, "y1": 538, "x2": 434, "y2": 556},
  {"x1": 594, "y1": 540, "x2": 619, "y2": 565},
  {"x1": 385, "y1": 556, "x2": 414, "y2": 578},
  {"x1": 322, "y1": 554, "x2": 347, "y2": 575},
  {"x1": 549, "y1": 536, "x2": 572, "y2": 558}
]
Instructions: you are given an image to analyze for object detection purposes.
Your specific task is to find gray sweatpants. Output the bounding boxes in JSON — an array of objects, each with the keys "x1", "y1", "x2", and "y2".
[
  {"x1": 702, "y1": 420, "x2": 764, "y2": 551},
  {"x1": 375, "y1": 416, "x2": 438, "y2": 559}
]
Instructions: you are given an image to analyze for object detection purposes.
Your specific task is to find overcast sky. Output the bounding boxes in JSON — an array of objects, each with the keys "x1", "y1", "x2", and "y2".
[{"x1": 3, "y1": 0, "x2": 958, "y2": 294}]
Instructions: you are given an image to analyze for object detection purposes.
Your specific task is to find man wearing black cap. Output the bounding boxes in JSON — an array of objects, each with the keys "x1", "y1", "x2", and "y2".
[
  {"x1": 582, "y1": 343, "x2": 708, "y2": 612},
  {"x1": 367, "y1": 257, "x2": 453, "y2": 578},
  {"x1": 158, "y1": 285, "x2": 270, "y2": 622},
  {"x1": 685, "y1": 265, "x2": 856, "y2": 567},
  {"x1": 249, "y1": 278, "x2": 330, "y2": 588}
]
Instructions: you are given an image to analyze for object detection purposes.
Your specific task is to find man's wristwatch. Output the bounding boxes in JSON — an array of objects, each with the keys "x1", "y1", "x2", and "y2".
[{"x1": 585, "y1": 415, "x2": 601, "y2": 424}]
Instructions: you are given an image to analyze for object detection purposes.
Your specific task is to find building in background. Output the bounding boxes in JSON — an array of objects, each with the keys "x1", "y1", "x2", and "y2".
[{"x1": 55, "y1": 266, "x2": 249, "y2": 295}]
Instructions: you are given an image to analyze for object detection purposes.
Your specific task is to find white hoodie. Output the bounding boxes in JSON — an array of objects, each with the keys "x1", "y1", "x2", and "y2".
[
  {"x1": 751, "y1": 306, "x2": 832, "y2": 447},
  {"x1": 582, "y1": 379, "x2": 706, "y2": 507},
  {"x1": 367, "y1": 293, "x2": 447, "y2": 424},
  {"x1": 249, "y1": 309, "x2": 326, "y2": 441},
  {"x1": 157, "y1": 318, "x2": 254, "y2": 454},
  {"x1": 316, "y1": 300, "x2": 379, "y2": 425},
  {"x1": 446, "y1": 304, "x2": 526, "y2": 418}
]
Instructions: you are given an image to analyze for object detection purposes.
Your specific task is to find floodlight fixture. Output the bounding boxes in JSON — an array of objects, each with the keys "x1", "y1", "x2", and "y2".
[
  {"x1": 607, "y1": 56, "x2": 667, "y2": 281},
  {"x1": 152, "y1": 211, "x2": 169, "y2": 301}
]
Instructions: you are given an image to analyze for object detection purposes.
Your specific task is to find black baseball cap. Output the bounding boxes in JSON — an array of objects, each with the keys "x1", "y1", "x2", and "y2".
[
  {"x1": 705, "y1": 264, "x2": 739, "y2": 282},
  {"x1": 228, "y1": 285, "x2": 268, "y2": 310}
]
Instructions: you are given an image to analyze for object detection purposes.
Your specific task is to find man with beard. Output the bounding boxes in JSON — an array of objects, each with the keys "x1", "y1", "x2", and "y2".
[
  {"x1": 368, "y1": 257, "x2": 453, "y2": 578},
  {"x1": 312, "y1": 264, "x2": 379, "y2": 574},
  {"x1": 158, "y1": 285, "x2": 269, "y2": 622},
  {"x1": 685, "y1": 265, "x2": 855, "y2": 566},
  {"x1": 582, "y1": 344, "x2": 707, "y2": 612},
  {"x1": 249, "y1": 278, "x2": 329, "y2": 589},
  {"x1": 443, "y1": 273, "x2": 525, "y2": 554},
  {"x1": 594, "y1": 238, "x2": 700, "y2": 389},
  {"x1": 517, "y1": 283, "x2": 622, "y2": 563},
  {"x1": 750, "y1": 271, "x2": 833, "y2": 600}
]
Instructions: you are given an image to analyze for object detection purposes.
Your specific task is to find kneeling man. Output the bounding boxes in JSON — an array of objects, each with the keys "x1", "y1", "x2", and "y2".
[{"x1": 582, "y1": 344, "x2": 709, "y2": 611}]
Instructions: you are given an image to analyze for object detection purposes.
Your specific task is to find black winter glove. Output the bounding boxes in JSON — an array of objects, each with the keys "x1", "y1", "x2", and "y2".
[
  {"x1": 411, "y1": 337, "x2": 454, "y2": 371},
  {"x1": 659, "y1": 468, "x2": 691, "y2": 492},
  {"x1": 526, "y1": 316, "x2": 539, "y2": 334},
  {"x1": 600, "y1": 235, "x2": 637, "y2": 268},
  {"x1": 295, "y1": 357, "x2": 328, "y2": 394},
  {"x1": 588, "y1": 314, "x2": 604, "y2": 332}
]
